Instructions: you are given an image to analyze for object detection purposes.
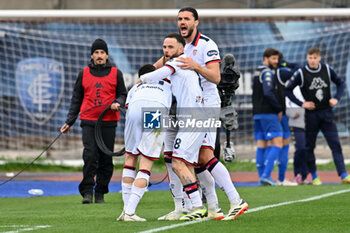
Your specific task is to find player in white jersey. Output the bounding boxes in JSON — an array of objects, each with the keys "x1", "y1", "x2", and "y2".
[
  {"x1": 155, "y1": 7, "x2": 248, "y2": 221},
  {"x1": 117, "y1": 64, "x2": 172, "y2": 222},
  {"x1": 141, "y1": 33, "x2": 207, "y2": 220}
]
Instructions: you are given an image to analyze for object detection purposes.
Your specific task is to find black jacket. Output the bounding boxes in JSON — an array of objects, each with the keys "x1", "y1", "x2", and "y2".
[{"x1": 65, "y1": 59, "x2": 127, "y2": 127}]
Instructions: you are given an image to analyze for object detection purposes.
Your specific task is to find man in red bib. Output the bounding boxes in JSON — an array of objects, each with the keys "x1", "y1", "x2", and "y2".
[{"x1": 61, "y1": 38, "x2": 127, "y2": 204}]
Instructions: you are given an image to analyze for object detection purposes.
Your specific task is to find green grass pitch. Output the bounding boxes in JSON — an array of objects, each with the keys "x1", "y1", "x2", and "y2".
[{"x1": 0, "y1": 185, "x2": 349, "y2": 233}]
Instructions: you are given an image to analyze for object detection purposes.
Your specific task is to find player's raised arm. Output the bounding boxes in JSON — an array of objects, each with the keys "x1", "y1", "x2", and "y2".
[{"x1": 140, "y1": 65, "x2": 172, "y2": 83}]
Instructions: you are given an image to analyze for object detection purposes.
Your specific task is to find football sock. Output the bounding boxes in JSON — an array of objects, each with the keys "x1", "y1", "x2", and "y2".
[
  {"x1": 184, "y1": 182, "x2": 202, "y2": 208},
  {"x1": 341, "y1": 172, "x2": 348, "y2": 179},
  {"x1": 183, "y1": 191, "x2": 193, "y2": 210},
  {"x1": 205, "y1": 158, "x2": 241, "y2": 205},
  {"x1": 165, "y1": 161, "x2": 183, "y2": 212},
  {"x1": 256, "y1": 147, "x2": 266, "y2": 178},
  {"x1": 196, "y1": 168, "x2": 218, "y2": 210},
  {"x1": 278, "y1": 144, "x2": 289, "y2": 181},
  {"x1": 311, "y1": 172, "x2": 318, "y2": 180},
  {"x1": 262, "y1": 146, "x2": 281, "y2": 179},
  {"x1": 121, "y1": 165, "x2": 136, "y2": 210},
  {"x1": 124, "y1": 170, "x2": 150, "y2": 215}
]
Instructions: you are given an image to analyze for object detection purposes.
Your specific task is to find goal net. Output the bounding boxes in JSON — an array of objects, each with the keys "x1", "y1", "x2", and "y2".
[{"x1": 1, "y1": 9, "x2": 350, "y2": 158}]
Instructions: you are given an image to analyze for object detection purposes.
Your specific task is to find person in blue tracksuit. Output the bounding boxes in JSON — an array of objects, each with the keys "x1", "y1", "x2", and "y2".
[
  {"x1": 285, "y1": 47, "x2": 350, "y2": 184},
  {"x1": 274, "y1": 55, "x2": 301, "y2": 186}
]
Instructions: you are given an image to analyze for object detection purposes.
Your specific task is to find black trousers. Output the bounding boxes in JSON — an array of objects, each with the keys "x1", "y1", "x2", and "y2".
[
  {"x1": 290, "y1": 127, "x2": 309, "y2": 179},
  {"x1": 79, "y1": 125, "x2": 115, "y2": 196},
  {"x1": 305, "y1": 108, "x2": 346, "y2": 176}
]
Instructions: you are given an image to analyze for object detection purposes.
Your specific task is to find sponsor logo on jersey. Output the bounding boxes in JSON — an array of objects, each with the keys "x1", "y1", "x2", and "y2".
[
  {"x1": 315, "y1": 89, "x2": 324, "y2": 101},
  {"x1": 143, "y1": 110, "x2": 162, "y2": 129},
  {"x1": 309, "y1": 77, "x2": 328, "y2": 90},
  {"x1": 207, "y1": 50, "x2": 218, "y2": 57},
  {"x1": 16, "y1": 57, "x2": 64, "y2": 125}
]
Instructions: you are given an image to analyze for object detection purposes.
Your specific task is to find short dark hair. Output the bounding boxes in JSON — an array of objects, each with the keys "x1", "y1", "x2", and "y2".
[
  {"x1": 178, "y1": 7, "x2": 198, "y2": 20},
  {"x1": 263, "y1": 48, "x2": 280, "y2": 58},
  {"x1": 307, "y1": 47, "x2": 320, "y2": 56},
  {"x1": 165, "y1": 33, "x2": 186, "y2": 47},
  {"x1": 138, "y1": 64, "x2": 155, "y2": 77}
]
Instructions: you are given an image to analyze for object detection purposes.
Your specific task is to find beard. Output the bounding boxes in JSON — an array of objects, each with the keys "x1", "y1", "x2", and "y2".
[
  {"x1": 179, "y1": 26, "x2": 194, "y2": 39},
  {"x1": 163, "y1": 51, "x2": 180, "y2": 62},
  {"x1": 268, "y1": 62, "x2": 278, "y2": 69}
]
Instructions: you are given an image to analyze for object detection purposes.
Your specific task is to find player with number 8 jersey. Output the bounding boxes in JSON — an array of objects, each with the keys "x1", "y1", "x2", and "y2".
[{"x1": 141, "y1": 33, "x2": 208, "y2": 220}]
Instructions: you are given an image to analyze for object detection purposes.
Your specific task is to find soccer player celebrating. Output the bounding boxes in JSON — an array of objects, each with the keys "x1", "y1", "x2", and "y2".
[
  {"x1": 285, "y1": 47, "x2": 350, "y2": 184},
  {"x1": 141, "y1": 33, "x2": 208, "y2": 220},
  {"x1": 154, "y1": 7, "x2": 248, "y2": 221},
  {"x1": 117, "y1": 64, "x2": 172, "y2": 221}
]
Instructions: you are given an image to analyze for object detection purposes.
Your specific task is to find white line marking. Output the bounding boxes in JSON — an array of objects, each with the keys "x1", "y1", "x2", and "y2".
[
  {"x1": 139, "y1": 188, "x2": 350, "y2": 233},
  {"x1": 1, "y1": 225, "x2": 51, "y2": 233}
]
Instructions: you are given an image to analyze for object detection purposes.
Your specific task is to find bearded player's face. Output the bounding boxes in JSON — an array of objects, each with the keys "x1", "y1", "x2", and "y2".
[
  {"x1": 177, "y1": 11, "x2": 198, "y2": 39},
  {"x1": 265, "y1": 55, "x2": 279, "y2": 69},
  {"x1": 163, "y1": 38, "x2": 182, "y2": 60}
]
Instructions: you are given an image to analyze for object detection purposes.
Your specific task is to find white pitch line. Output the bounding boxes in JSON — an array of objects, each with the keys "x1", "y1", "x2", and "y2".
[
  {"x1": 1, "y1": 225, "x2": 51, "y2": 233},
  {"x1": 139, "y1": 188, "x2": 350, "y2": 233}
]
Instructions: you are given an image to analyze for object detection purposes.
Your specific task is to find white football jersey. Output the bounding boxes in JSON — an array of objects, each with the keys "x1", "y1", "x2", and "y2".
[
  {"x1": 126, "y1": 81, "x2": 172, "y2": 109},
  {"x1": 184, "y1": 31, "x2": 221, "y2": 102},
  {"x1": 165, "y1": 54, "x2": 203, "y2": 108}
]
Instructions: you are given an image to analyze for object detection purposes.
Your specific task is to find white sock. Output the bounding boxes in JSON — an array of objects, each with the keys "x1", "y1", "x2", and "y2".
[
  {"x1": 209, "y1": 160, "x2": 241, "y2": 205},
  {"x1": 124, "y1": 171, "x2": 149, "y2": 215},
  {"x1": 196, "y1": 169, "x2": 219, "y2": 210},
  {"x1": 188, "y1": 191, "x2": 202, "y2": 208},
  {"x1": 165, "y1": 161, "x2": 184, "y2": 212},
  {"x1": 121, "y1": 166, "x2": 136, "y2": 210},
  {"x1": 183, "y1": 191, "x2": 192, "y2": 210},
  {"x1": 184, "y1": 182, "x2": 202, "y2": 208},
  {"x1": 124, "y1": 185, "x2": 147, "y2": 215}
]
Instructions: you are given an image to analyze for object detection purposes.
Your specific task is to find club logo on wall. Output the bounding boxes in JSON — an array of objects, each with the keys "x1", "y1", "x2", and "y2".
[{"x1": 16, "y1": 57, "x2": 64, "y2": 125}]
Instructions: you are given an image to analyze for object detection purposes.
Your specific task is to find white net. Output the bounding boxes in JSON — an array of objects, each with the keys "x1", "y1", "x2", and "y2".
[{"x1": 1, "y1": 11, "x2": 350, "y2": 158}]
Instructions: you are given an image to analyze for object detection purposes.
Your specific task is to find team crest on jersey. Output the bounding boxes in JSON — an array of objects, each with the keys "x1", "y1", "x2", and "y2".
[
  {"x1": 16, "y1": 57, "x2": 64, "y2": 125},
  {"x1": 193, "y1": 49, "x2": 197, "y2": 56},
  {"x1": 309, "y1": 77, "x2": 328, "y2": 90},
  {"x1": 143, "y1": 110, "x2": 162, "y2": 129}
]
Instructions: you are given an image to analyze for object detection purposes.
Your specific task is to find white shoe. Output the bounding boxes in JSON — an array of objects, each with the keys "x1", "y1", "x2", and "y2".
[
  {"x1": 207, "y1": 207, "x2": 224, "y2": 220},
  {"x1": 277, "y1": 179, "x2": 298, "y2": 186},
  {"x1": 118, "y1": 212, "x2": 146, "y2": 222},
  {"x1": 116, "y1": 211, "x2": 125, "y2": 221},
  {"x1": 222, "y1": 199, "x2": 248, "y2": 221},
  {"x1": 158, "y1": 210, "x2": 184, "y2": 220}
]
